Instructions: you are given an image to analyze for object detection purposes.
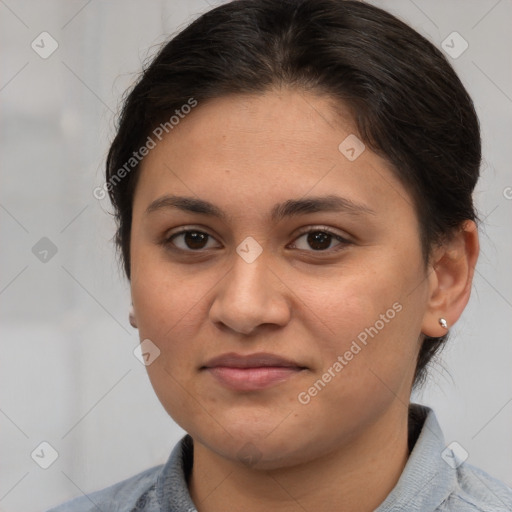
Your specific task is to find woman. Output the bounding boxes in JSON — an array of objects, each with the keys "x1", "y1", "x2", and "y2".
[{"x1": 48, "y1": 0, "x2": 512, "y2": 510}]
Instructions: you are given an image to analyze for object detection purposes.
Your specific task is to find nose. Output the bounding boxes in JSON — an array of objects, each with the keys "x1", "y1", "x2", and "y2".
[{"x1": 208, "y1": 249, "x2": 292, "y2": 336}]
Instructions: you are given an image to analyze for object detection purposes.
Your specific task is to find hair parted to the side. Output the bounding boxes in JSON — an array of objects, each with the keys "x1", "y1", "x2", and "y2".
[{"x1": 105, "y1": 0, "x2": 481, "y2": 388}]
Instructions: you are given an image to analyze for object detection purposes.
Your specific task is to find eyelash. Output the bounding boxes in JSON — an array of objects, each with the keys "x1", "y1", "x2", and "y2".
[{"x1": 161, "y1": 226, "x2": 352, "y2": 254}]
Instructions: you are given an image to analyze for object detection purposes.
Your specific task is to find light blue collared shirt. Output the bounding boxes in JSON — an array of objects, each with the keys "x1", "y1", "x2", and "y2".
[{"x1": 46, "y1": 404, "x2": 512, "y2": 511}]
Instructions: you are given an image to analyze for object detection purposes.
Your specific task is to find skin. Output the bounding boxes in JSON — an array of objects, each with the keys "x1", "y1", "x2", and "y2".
[{"x1": 129, "y1": 88, "x2": 479, "y2": 512}]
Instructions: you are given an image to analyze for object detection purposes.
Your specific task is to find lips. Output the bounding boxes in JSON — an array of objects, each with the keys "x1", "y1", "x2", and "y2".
[
  {"x1": 201, "y1": 352, "x2": 307, "y2": 391},
  {"x1": 203, "y1": 352, "x2": 304, "y2": 369}
]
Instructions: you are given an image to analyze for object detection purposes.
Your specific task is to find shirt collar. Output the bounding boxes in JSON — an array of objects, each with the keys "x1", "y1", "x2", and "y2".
[
  {"x1": 155, "y1": 403, "x2": 454, "y2": 512},
  {"x1": 376, "y1": 403, "x2": 456, "y2": 511}
]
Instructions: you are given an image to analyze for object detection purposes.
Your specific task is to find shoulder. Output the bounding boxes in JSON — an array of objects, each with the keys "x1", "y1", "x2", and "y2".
[
  {"x1": 45, "y1": 463, "x2": 163, "y2": 512},
  {"x1": 439, "y1": 462, "x2": 512, "y2": 512},
  {"x1": 45, "y1": 434, "x2": 195, "y2": 512},
  {"x1": 377, "y1": 405, "x2": 512, "y2": 512}
]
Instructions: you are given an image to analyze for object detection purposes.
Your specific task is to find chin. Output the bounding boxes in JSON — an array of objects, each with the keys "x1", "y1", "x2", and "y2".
[
  {"x1": 225, "y1": 434, "x2": 328, "y2": 471},
  {"x1": 186, "y1": 414, "x2": 326, "y2": 470}
]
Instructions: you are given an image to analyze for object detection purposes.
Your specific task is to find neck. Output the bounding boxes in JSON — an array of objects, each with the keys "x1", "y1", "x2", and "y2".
[{"x1": 189, "y1": 402, "x2": 410, "y2": 512}]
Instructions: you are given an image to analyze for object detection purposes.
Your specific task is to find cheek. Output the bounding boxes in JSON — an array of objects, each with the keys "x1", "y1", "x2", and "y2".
[
  {"x1": 302, "y1": 269, "x2": 397, "y2": 347},
  {"x1": 130, "y1": 262, "x2": 208, "y2": 427},
  {"x1": 131, "y1": 248, "x2": 203, "y2": 339},
  {"x1": 301, "y1": 264, "x2": 423, "y2": 396}
]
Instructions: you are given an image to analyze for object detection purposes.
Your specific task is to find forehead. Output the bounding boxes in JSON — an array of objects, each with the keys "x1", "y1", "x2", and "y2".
[{"x1": 133, "y1": 90, "x2": 414, "y2": 222}]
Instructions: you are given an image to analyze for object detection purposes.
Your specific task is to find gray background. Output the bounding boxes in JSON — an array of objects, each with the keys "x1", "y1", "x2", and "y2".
[{"x1": 0, "y1": 1, "x2": 511, "y2": 511}]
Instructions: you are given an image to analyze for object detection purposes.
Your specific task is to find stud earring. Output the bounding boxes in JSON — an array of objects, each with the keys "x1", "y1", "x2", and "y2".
[
  {"x1": 129, "y1": 305, "x2": 137, "y2": 328},
  {"x1": 439, "y1": 318, "x2": 448, "y2": 329}
]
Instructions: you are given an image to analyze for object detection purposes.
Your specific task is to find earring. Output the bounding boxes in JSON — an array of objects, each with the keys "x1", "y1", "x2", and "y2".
[
  {"x1": 129, "y1": 305, "x2": 137, "y2": 328},
  {"x1": 439, "y1": 318, "x2": 448, "y2": 329}
]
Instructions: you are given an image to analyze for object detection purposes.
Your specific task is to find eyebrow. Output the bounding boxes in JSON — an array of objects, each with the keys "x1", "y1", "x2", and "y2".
[{"x1": 145, "y1": 194, "x2": 375, "y2": 222}]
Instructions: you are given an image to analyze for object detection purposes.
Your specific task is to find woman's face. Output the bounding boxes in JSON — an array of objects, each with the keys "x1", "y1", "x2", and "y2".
[{"x1": 130, "y1": 90, "x2": 432, "y2": 468}]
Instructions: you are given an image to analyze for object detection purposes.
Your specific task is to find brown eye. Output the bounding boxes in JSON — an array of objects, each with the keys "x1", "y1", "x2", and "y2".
[
  {"x1": 165, "y1": 230, "x2": 220, "y2": 251},
  {"x1": 291, "y1": 228, "x2": 350, "y2": 252},
  {"x1": 305, "y1": 231, "x2": 332, "y2": 251}
]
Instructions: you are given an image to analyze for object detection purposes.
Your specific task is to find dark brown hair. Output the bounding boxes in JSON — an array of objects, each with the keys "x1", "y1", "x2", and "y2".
[{"x1": 105, "y1": 0, "x2": 481, "y2": 388}]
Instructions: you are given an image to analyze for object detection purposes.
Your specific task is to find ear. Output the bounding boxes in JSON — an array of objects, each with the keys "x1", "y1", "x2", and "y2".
[
  {"x1": 421, "y1": 220, "x2": 479, "y2": 337},
  {"x1": 129, "y1": 304, "x2": 138, "y2": 328}
]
